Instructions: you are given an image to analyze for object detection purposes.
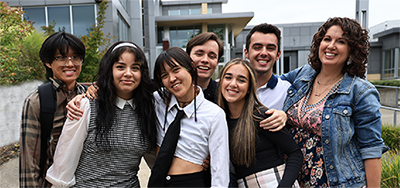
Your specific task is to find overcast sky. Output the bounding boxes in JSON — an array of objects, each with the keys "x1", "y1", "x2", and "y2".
[{"x1": 222, "y1": 0, "x2": 400, "y2": 27}]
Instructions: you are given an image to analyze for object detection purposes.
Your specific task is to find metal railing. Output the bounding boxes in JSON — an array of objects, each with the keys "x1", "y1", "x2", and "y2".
[{"x1": 375, "y1": 85, "x2": 400, "y2": 125}]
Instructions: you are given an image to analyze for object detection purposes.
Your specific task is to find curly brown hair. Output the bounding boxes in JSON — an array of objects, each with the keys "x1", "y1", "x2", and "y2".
[{"x1": 308, "y1": 17, "x2": 370, "y2": 79}]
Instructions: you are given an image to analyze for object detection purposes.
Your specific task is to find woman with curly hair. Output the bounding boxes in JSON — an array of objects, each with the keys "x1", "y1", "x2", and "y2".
[
  {"x1": 45, "y1": 41, "x2": 158, "y2": 187},
  {"x1": 281, "y1": 17, "x2": 389, "y2": 187}
]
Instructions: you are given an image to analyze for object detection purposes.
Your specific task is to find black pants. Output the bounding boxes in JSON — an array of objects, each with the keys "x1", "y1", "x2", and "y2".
[{"x1": 165, "y1": 171, "x2": 206, "y2": 187}]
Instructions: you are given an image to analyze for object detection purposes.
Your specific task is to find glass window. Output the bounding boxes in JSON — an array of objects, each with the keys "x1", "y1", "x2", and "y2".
[
  {"x1": 168, "y1": 10, "x2": 179, "y2": 16},
  {"x1": 383, "y1": 49, "x2": 394, "y2": 78},
  {"x1": 157, "y1": 27, "x2": 164, "y2": 44},
  {"x1": 180, "y1": 9, "x2": 189, "y2": 15},
  {"x1": 23, "y1": 7, "x2": 46, "y2": 31},
  {"x1": 191, "y1": 9, "x2": 200, "y2": 15},
  {"x1": 170, "y1": 25, "x2": 201, "y2": 48},
  {"x1": 207, "y1": 8, "x2": 212, "y2": 14},
  {"x1": 118, "y1": 13, "x2": 129, "y2": 41},
  {"x1": 48, "y1": 6, "x2": 71, "y2": 33},
  {"x1": 72, "y1": 5, "x2": 95, "y2": 37},
  {"x1": 208, "y1": 24, "x2": 224, "y2": 41},
  {"x1": 119, "y1": 0, "x2": 127, "y2": 10}
]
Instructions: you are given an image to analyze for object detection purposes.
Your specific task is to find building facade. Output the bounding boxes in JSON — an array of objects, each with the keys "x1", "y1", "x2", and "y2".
[
  {"x1": 231, "y1": 20, "x2": 400, "y2": 81},
  {"x1": 9, "y1": 0, "x2": 253, "y2": 78},
  {"x1": 8, "y1": 0, "x2": 399, "y2": 80}
]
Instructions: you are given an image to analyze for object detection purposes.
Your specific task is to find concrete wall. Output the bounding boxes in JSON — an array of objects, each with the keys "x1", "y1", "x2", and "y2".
[
  {"x1": 378, "y1": 87, "x2": 400, "y2": 108},
  {"x1": 0, "y1": 80, "x2": 44, "y2": 147}
]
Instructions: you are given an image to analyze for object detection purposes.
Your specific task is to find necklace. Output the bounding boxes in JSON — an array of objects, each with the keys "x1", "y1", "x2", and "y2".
[{"x1": 314, "y1": 76, "x2": 343, "y2": 96}]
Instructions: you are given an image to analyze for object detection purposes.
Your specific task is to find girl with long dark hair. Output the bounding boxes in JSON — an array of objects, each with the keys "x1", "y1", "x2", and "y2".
[{"x1": 46, "y1": 41, "x2": 157, "y2": 187}]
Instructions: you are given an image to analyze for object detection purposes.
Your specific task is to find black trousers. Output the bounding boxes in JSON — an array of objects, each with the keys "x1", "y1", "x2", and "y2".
[{"x1": 165, "y1": 171, "x2": 206, "y2": 187}]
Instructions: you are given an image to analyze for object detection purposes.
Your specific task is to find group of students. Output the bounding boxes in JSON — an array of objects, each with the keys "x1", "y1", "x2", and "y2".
[{"x1": 20, "y1": 17, "x2": 388, "y2": 188}]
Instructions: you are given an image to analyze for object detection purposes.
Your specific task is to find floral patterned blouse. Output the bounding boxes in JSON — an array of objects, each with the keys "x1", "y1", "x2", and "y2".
[{"x1": 286, "y1": 80, "x2": 341, "y2": 187}]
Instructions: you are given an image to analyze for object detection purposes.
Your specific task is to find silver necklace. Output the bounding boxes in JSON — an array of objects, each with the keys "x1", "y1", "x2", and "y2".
[{"x1": 314, "y1": 76, "x2": 343, "y2": 96}]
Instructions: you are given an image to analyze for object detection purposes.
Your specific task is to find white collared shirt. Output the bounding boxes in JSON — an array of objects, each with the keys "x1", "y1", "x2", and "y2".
[
  {"x1": 257, "y1": 76, "x2": 291, "y2": 110},
  {"x1": 154, "y1": 87, "x2": 230, "y2": 187}
]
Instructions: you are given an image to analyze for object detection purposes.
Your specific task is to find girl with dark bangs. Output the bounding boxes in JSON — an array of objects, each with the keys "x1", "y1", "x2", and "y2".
[
  {"x1": 46, "y1": 41, "x2": 157, "y2": 187},
  {"x1": 148, "y1": 47, "x2": 229, "y2": 187}
]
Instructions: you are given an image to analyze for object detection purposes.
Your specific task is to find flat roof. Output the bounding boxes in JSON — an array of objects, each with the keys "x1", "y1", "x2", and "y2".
[
  {"x1": 155, "y1": 12, "x2": 254, "y2": 37},
  {"x1": 373, "y1": 27, "x2": 400, "y2": 39},
  {"x1": 161, "y1": 0, "x2": 228, "y2": 5}
]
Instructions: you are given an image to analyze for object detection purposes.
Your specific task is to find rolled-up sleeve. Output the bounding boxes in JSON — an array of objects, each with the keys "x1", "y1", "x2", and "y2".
[
  {"x1": 353, "y1": 87, "x2": 389, "y2": 159},
  {"x1": 45, "y1": 98, "x2": 91, "y2": 187},
  {"x1": 209, "y1": 109, "x2": 230, "y2": 187}
]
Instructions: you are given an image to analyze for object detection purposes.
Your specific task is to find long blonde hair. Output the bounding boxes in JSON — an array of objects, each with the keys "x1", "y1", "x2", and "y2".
[{"x1": 217, "y1": 58, "x2": 265, "y2": 167}]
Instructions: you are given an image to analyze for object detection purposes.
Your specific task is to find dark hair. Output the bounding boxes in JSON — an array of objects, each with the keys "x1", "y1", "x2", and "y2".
[
  {"x1": 245, "y1": 23, "x2": 281, "y2": 53},
  {"x1": 95, "y1": 41, "x2": 157, "y2": 151},
  {"x1": 308, "y1": 17, "x2": 370, "y2": 79},
  {"x1": 153, "y1": 47, "x2": 198, "y2": 103},
  {"x1": 186, "y1": 32, "x2": 224, "y2": 62},
  {"x1": 39, "y1": 32, "x2": 85, "y2": 79}
]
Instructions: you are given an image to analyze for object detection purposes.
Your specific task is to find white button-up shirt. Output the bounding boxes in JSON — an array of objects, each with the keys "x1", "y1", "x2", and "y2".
[{"x1": 154, "y1": 87, "x2": 229, "y2": 187}]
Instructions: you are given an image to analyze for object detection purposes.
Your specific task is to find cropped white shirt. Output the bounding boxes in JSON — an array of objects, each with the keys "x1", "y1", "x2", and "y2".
[{"x1": 154, "y1": 87, "x2": 229, "y2": 187}]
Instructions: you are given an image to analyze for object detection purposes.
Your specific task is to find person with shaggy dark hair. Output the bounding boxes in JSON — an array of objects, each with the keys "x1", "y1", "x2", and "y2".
[{"x1": 20, "y1": 32, "x2": 86, "y2": 187}]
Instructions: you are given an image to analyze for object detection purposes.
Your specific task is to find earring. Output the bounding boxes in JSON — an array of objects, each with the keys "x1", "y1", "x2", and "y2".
[{"x1": 347, "y1": 56, "x2": 352, "y2": 65}]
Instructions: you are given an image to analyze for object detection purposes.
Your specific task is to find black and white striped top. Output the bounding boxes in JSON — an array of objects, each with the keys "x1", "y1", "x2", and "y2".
[{"x1": 73, "y1": 99, "x2": 149, "y2": 187}]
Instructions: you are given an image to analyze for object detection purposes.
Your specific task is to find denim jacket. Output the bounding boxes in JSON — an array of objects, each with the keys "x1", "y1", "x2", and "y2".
[{"x1": 281, "y1": 64, "x2": 389, "y2": 188}]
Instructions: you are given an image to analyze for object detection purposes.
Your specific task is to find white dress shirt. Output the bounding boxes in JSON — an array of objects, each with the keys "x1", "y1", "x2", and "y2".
[{"x1": 154, "y1": 87, "x2": 230, "y2": 187}]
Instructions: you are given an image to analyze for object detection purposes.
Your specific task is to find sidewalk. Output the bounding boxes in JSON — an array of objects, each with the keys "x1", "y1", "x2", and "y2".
[
  {"x1": 0, "y1": 156, "x2": 18, "y2": 188},
  {"x1": 0, "y1": 157, "x2": 151, "y2": 188},
  {"x1": 1, "y1": 108, "x2": 397, "y2": 187}
]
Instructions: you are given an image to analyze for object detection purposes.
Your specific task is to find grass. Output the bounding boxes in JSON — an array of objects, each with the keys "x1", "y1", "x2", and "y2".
[{"x1": 381, "y1": 149, "x2": 400, "y2": 188}]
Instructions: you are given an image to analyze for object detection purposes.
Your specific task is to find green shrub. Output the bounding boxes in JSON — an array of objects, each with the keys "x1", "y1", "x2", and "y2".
[
  {"x1": 0, "y1": 1, "x2": 34, "y2": 46},
  {"x1": 381, "y1": 149, "x2": 399, "y2": 188},
  {"x1": 382, "y1": 124, "x2": 400, "y2": 151},
  {"x1": 371, "y1": 80, "x2": 400, "y2": 87},
  {"x1": 19, "y1": 31, "x2": 47, "y2": 80},
  {"x1": 0, "y1": 1, "x2": 35, "y2": 85},
  {"x1": 0, "y1": 46, "x2": 34, "y2": 85}
]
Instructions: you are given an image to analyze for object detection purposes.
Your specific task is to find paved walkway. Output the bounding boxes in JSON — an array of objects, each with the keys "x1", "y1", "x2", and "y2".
[
  {"x1": 0, "y1": 157, "x2": 150, "y2": 188},
  {"x1": 1, "y1": 108, "x2": 397, "y2": 187}
]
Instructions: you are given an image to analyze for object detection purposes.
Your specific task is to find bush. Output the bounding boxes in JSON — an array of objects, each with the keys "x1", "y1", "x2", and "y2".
[
  {"x1": 19, "y1": 31, "x2": 47, "y2": 80},
  {"x1": 371, "y1": 80, "x2": 400, "y2": 87},
  {"x1": 381, "y1": 149, "x2": 399, "y2": 188},
  {"x1": 0, "y1": 1, "x2": 35, "y2": 85},
  {"x1": 0, "y1": 46, "x2": 34, "y2": 85},
  {"x1": 382, "y1": 124, "x2": 400, "y2": 151}
]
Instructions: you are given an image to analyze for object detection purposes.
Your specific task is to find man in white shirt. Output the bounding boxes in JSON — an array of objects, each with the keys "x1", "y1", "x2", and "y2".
[{"x1": 244, "y1": 23, "x2": 291, "y2": 130}]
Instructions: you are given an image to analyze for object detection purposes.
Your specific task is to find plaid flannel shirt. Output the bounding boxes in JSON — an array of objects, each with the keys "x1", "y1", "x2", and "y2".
[{"x1": 19, "y1": 78, "x2": 86, "y2": 187}]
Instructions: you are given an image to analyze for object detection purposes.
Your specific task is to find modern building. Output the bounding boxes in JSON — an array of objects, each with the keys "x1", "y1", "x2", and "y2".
[
  {"x1": 8, "y1": 0, "x2": 399, "y2": 80},
  {"x1": 8, "y1": 0, "x2": 253, "y2": 77},
  {"x1": 232, "y1": 20, "x2": 400, "y2": 81}
]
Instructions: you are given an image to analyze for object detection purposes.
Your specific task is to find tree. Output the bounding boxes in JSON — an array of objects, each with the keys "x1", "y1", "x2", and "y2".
[
  {"x1": 79, "y1": 0, "x2": 114, "y2": 83},
  {"x1": 0, "y1": 1, "x2": 34, "y2": 85}
]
